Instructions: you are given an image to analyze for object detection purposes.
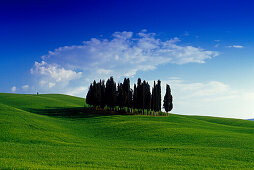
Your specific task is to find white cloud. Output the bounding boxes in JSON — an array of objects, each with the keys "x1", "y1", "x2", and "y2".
[
  {"x1": 66, "y1": 86, "x2": 87, "y2": 96},
  {"x1": 11, "y1": 86, "x2": 16, "y2": 92},
  {"x1": 226, "y1": 45, "x2": 244, "y2": 48},
  {"x1": 97, "y1": 68, "x2": 113, "y2": 75},
  {"x1": 40, "y1": 31, "x2": 218, "y2": 71},
  {"x1": 22, "y1": 85, "x2": 29, "y2": 90},
  {"x1": 30, "y1": 61, "x2": 82, "y2": 90},
  {"x1": 48, "y1": 82, "x2": 56, "y2": 88},
  {"x1": 28, "y1": 30, "x2": 218, "y2": 99},
  {"x1": 160, "y1": 78, "x2": 254, "y2": 119}
]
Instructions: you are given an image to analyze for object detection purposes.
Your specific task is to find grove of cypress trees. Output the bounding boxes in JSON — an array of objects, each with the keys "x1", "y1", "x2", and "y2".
[{"x1": 86, "y1": 77, "x2": 168, "y2": 115}]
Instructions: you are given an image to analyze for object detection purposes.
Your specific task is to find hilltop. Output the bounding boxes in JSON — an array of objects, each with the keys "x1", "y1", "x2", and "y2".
[{"x1": 1, "y1": 93, "x2": 254, "y2": 169}]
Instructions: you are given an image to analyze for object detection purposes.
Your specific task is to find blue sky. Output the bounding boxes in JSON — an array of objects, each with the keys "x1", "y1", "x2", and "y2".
[{"x1": 1, "y1": 0, "x2": 254, "y2": 118}]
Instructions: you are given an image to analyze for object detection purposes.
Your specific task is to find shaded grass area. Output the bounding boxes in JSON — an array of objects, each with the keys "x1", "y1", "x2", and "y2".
[
  {"x1": 1, "y1": 93, "x2": 254, "y2": 169},
  {"x1": 26, "y1": 107, "x2": 132, "y2": 119}
]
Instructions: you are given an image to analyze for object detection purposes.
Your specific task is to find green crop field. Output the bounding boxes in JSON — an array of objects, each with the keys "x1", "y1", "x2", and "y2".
[{"x1": 1, "y1": 93, "x2": 254, "y2": 169}]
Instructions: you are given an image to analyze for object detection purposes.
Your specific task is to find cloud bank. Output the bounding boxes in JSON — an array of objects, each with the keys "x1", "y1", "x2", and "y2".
[{"x1": 29, "y1": 30, "x2": 218, "y2": 95}]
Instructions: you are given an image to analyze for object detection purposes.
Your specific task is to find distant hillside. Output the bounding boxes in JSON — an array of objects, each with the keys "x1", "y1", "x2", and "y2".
[{"x1": 1, "y1": 93, "x2": 254, "y2": 169}]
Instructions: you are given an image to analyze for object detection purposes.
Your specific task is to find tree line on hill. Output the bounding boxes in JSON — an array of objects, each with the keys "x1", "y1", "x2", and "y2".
[{"x1": 86, "y1": 77, "x2": 173, "y2": 114}]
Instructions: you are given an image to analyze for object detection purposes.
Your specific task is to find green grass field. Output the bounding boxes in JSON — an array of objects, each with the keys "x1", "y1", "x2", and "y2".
[{"x1": 1, "y1": 93, "x2": 254, "y2": 169}]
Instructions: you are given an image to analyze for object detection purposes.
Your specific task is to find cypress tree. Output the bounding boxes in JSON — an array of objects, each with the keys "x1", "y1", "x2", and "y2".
[
  {"x1": 91, "y1": 80, "x2": 97, "y2": 107},
  {"x1": 95, "y1": 81, "x2": 101, "y2": 108},
  {"x1": 105, "y1": 76, "x2": 117, "y2": 110},
  {"x1": 156, "y1": 80, "x2": 161, "y2": 112},
  {"x1": 151, "y1": 81, "x2": 156, "y2": 112},
  {"x1": 117, "y1": 83, "x2": 124, "y2": 109},
  {"x1": 137, "y1": 78, "x2": 142, "y2": 111},
  {"x1": 129, "y1": 88, "x2": 133, "y2": 113},
  {"x1": 86, "y1": 84, "x2": 93, "y2": 106},
  {"x1": 163, "y1": 84, "x2": 173, "y2": 113},
  {"x1": 100, "y1": 80, "x2": 106, "y2": 109},
  {"x1": 141, "y1": 81, "x2": 145, "y2": 113},
  {"x1": 122, "y1": 78, "x2": 128, "y2": 108},
  {"x1": 144, "y1": 81, "x2": 151, "y2": 113},
  {"x1": 133, "y1": 84, "x2": 138, "y2": 110},
  {"x1": 125, "y1": 78, "x2": 132, "y2": 110}
]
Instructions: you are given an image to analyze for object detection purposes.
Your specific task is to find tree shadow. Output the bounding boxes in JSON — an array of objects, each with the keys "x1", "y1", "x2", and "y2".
[{"x1": 26, "y1": 107, "x2": 131, "y2": 119}]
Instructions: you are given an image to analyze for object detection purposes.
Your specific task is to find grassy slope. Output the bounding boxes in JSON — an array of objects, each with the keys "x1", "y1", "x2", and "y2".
[{"x1": 1, "y1": 93, "x2": 254, "y2": 169}]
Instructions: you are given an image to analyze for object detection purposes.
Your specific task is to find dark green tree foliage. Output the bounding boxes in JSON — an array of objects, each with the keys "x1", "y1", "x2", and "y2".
[
  {"x1": 91, "y1": 80, "x2": 97, "y2": 106},
  {"x1": 133, "y1": 84, "x2": 138, "y2": 109},
  {"x1": 86, "y1": 77, "x2": 167, "y2": 114},
  {"x1": 117, "y1": 83, "x2": 124, "y2": 109},
  {"x1": 143, "y1": 81, "x2": 151, "y2": 111},
  {"x1": 151, "y1": 81, "x2": 156, "y2": 111},
  {"x1": 151, "y1": 80, "x2": 161, "y2": 112},
  {"x1": 141, "y1": 81, "x2": 146, "y2": 112},
  {"x1": 95, "y1": 81, "x2": 101, "y2": 107},
  {"x1": 105, "y1": 76, "x2": 117, "y2": 109},
  {"x1": 157, "y1": 80, "x2": 161, "y2": 112},
  {"x1": 163, "y1": 84, "x2": 173, "y2": 113},
  {"x1": 129, "y1": 89, "x2": 133, "y2": 112},
  {"x1": 137, "y1": 78, "x2": 142, "y2": 110},
  {"x1": 135, "y1": 79, "x2": 151, "y2": 113},
  {"x1": 122, "y1": 78, "x2": 132, "y2": 109},
  {"x1": 100, "y1": 80, "x2": 106, "y2": 108},
  {"x1": 86, "y1": 84, "x2": 93, "y2": 106},
  {"x1": 86, "y1": 80, "x2": 100, "y2": 107}
]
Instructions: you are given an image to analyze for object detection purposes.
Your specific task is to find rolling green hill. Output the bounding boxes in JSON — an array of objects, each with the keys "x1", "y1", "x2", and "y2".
[{"x1": 1, "y1": 93, "x2": 254, "y2": 169}]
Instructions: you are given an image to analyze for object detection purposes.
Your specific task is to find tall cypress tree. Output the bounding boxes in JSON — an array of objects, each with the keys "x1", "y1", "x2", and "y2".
[
  {"x1": 156, "y1": 80, "x2": 161, "y2": 112},
  {"x1": 122, "y1": 78, "x2": 132, "y2": 112},
  {"x1": 91, "y1": 80, "x2": 97, "y2": 107},
  {"x1": 163, "y1": 84, "x2": 173, "y2": 113},
  {"x1": 117, "y1": 83, "x2": 124, "y2": 109},
  {"x1": 137, "y1": 78, "x2": 142, "y2": 111},
  {"x1": 133, "y1": 84, "x2": 138, "y2": 110},
  {"x1": 105, "y1": 76, "x2": 117, "y2": 110},
  {"x1": 95, "y1": 81, "x2": 102, "y2": 108},
  {"x1": 122, "y1": 78, "x2": 128, "y2": 108},
  {"x1": 144, "y1": 81, "x2": 151, "y2": 113},
  {"x1": 141, "y1": 80, "x2": 146, "y2": 113},
  {"x1": 126, "y1": 78, "x2": 132, "y2": 110},
  {"x1": 86, "y1": 84, "x2": 93, "y2": 106},
  {"x1": 151, "y1": 81, "x2": 155, "y2": 112},
  {"x1": 129, "y1": 88, "x2": 133, "y2": 113},
  {"x1": 100, "y1": 80, "x2": 106, "y2": 109}
]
